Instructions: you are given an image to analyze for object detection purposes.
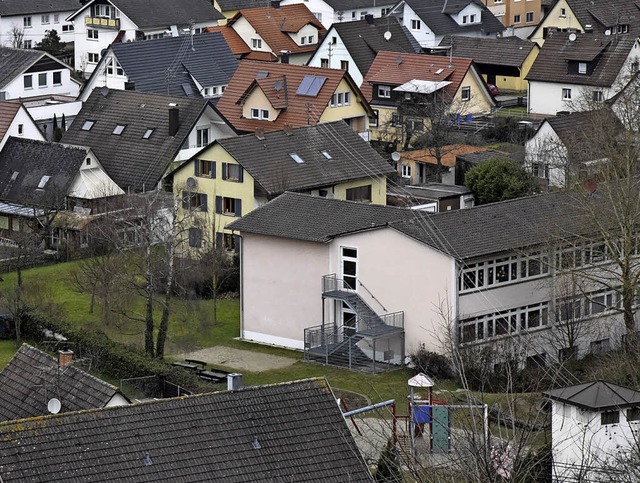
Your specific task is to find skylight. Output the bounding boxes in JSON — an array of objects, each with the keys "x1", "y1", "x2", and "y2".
[
  {"x1": 296, "y1": 76, "x2": 327, "y2": 96},
  {"x1": 256, "y1": 71, "x2": 269, "y2": 79},
  {"x1": 435, "y1": 68, "x2": 444, "y2": 75},
  {"x1": 142, "y1": 128, "x2": 154, "y2": 139},
  {"x1": 37, "y1": 175, "x2": 50, "y2": 189},
  {"x1": 81, "y1": 120, "x2": 95, "y2": 131},
  {"x1": 290, "y1": 153, "x2": 304, "y2": 164},
  {"x1": 10, "y1": 171, "x2": 18, "y2": 181},
  {"x1": 321, "y1": 150, "x2": 332, "y2": 159},
  {"x1": 112, "y1": 124, "x2": 126, "y2": 135}
]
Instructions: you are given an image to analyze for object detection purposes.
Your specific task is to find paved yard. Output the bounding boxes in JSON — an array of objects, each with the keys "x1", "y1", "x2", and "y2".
[{"x1": 177, "y1": 346, "x2": 297, "y2": 372}]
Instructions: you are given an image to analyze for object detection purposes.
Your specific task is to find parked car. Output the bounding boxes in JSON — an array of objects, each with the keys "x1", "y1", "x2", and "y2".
[{"x1": 487, "y1": 83, "x2": 499, "y2": 96}]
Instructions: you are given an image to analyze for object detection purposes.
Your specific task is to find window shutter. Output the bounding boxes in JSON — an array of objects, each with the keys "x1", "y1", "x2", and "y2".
[
  {"x1": 215, "y1": 232, "x2": 223, "y2": 250},
  {"x1": 234, "y1": 199, "x2": 242, "y2": 217},
  {"x1": 200, "y1": 193, "x2": 208, "y2": 212},
  {"x1": 238, "y1": 166, "x2": 244, "y2": 182},
  {"x1": 215, "y1": 196, "x2": 222, "y2": 214},
  {"x1": 182, "y1": 191, "x2": 189, "y2": 209},
  {"x1": 212, "y1": 161, "x2": 216, "y2": 179},
  {"x1": 221, "y1": 163, "x2": 227, "y2": 180},
  {"x1": 194, "y1": 159, "x2": 200, "y2": 176}
]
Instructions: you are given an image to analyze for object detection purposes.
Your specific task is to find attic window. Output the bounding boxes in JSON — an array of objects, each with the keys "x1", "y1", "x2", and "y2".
[
  {"x1": 321, "y1": 150, "x2": 332, "y2": 159},
  {"x1": 296, "y1": 76, "x2": 327, "y2": 96},
  {"x1": 81, "y1": 120, "x2": 95, "y2": 131},
  {"x1": 37, "y1": 175, "x2": 50, "y2": 189},
  {"x1": 143, "y1": 128, "x2": 154, "y2": 139},
  {"x1": 290, "y1": 153, "x2": 304, "y2": 164},
  {"x1": 112, "y1": 124, "x2": 126, "y2": 135}
]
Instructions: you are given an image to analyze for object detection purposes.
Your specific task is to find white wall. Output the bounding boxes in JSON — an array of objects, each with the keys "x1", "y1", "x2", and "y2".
[
  {"x1": 525, "y1": 121, "x2": 568, "y2": 187},
  {"x1": 0, "y1": 11, "x2": 76, "y2": 47},
  {"x1": 281, "y1": 0, "x2": 334, "y2": 29},
  {"x1": 2, "y1": 64, "x2": 79, "y2": 100},
  {"x1": 0, "y1": 106, "x2": 45, "y2": 150},
  {"x1": 307, "y1": 31, "x2": 363, "y2": 85},
  {"x1": 231, "y1": 16, "x2": 270, "y2": 53},
  {"x1": 174, "y1": 106, "x2": 237, "y2": 162},
  {"x1": 401, "y1": 2, "x2": 438, "y2": 48}
]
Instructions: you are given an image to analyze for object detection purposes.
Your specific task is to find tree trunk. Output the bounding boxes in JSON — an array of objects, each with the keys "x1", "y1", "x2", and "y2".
[
  {"x1": 156, "y1": 240, "x2": 176, "y2": 359},
  {"x1": 144, "y1": 243, "x2": 155, "y2": 357}
]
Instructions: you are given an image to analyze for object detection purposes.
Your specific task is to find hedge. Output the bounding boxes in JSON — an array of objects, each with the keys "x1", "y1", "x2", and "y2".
[{"x1": 18, "y1": 307, "x2": 220, "y2": 395}]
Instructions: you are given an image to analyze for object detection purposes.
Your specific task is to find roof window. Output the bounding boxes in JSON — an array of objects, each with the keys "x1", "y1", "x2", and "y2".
[
  {"x1": 37, "y1": 175, "x2": 50, "y2": 189},
  {"x1": 290, "y1": 153, "x2": 304, "y2": 164},
  {"x1": 142, "y1": 128, "x2": 154, "y2": 139},
  {"x1": 112, "y1": 124, "x2": 126, "y2": 135},
  {"x1": 321, "y1": 150, "x2": 332, "y2": 159},
  {"x1": 81, "y1": 120, "x2": 95, "y2": 131}
]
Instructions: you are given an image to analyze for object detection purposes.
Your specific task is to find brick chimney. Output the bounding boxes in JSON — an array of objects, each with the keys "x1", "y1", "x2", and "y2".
[
  {"x1": 168, "y1": 107, "x2": 179, "y2": 136},
  {"x1": 58, "y1": 349, "x2": 73, "y2": 369},
  {"x1": 283, "y1": 123, "x2": 293, "y2": 136},
  {"x1": 255, "y1": 127, "x2": 265, "y2": 140}
]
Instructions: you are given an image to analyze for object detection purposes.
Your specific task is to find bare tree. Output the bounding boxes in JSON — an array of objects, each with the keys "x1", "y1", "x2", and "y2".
[{"x1": 9, "y1": 25, "x2": 24, "y2": 48}]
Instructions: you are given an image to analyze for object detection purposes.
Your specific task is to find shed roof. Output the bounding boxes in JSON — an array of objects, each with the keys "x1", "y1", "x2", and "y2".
[
  {"x1": 441, "y1": 35, "x2": 536, "y2": 68},
  {"x1": 544, "y1": 381, "x2": 640, "y2": 411}
]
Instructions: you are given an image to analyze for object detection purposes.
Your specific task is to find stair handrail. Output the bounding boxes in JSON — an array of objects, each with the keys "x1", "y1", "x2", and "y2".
[{"x1": 357, "y1": 279, "x2": 387, "y2": 313}]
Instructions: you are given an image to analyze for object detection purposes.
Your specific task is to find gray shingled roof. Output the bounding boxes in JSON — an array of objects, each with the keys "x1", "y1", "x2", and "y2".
[
  {"x1": 218, "y1": 121, "x2": 395, "y2": 195},
  {"x1": 526, "y1": 31, "x2": 636, "y2": 86},
  {"x1": 0, "y1": 378, "x2": 373, "y2": 482},
  {"x1": 0, "y1": 47, "x2": 47, "y2": 90},
  {"x1": 544, "y1": 381, "x2": 640, "y2": 411},
  {"x1": 456, "y1": 148, "x2": 520, "y2": 165},
  {"x1": 70, "y1": 0, "x2": 223, "y2": 27},
  {"x1": 324, "y1": 0, "x2": 397, "y2": 9},
  {"x1": 228, "y1": 191, "x2": 413, "y2": 242},
  {"x1": 215, "y1": 0, "x2": 269, "y2": 10},
  {"x1": 441, "y1": 35, "x2": 535, "y2": 68},
  {"x1": 0, "y1": 0, "x2": 78, "y2": 15},
  {"x1": 61, "y1": 89, "x2": 210, "y2": 191},
  {"x1": 0, "y1": 344, "x2": 125, "y2": 422},
  {"x1": 402, "y1": 0, "x2": 504, "y2": 36},
  {"x1": 106, "y1": 32, "x2": 238, "y2": 98},
  {"x1": 331, "y1": 17, "x2": 421, "y2": 77},
  {"x1": 0, "y1": 138, "x2": 87, "y2": 208},
  {"x1": 540, "y1": 0, "x2": 640, "y2": 36}
]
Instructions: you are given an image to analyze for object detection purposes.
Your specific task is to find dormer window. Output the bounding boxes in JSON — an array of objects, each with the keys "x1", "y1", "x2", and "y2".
[
  {"x1": 250, "y1": 108, "x2": 269, "y2": 120},
  {"x1": 578, "y1": 62, "x2": 587, "y2": 74},
  {"x1": 252, "y1": 38, "x2": 262, "y2": 49},
  {"x1": 378, "y1": 85, "x2": 391, "y2": 98},
  {"x1": 617, "y1": 24, "x2": 629, "y2": 34},
  {"x1": 411, "y1": 19, "x2": 421, "y2": 30}
]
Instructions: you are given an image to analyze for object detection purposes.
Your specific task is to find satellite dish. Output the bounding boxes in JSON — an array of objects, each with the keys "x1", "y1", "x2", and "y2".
[
  {"x1": 186, "y1": 177, "x2": 197, "y2": 188},
  {"x1": 391, "y1": 151, "x2": 401, "y2": 162},
  {"x1": 568, "y1": 33, "x2": 577, "y2": 42},
  {"x1": 47, "y1": 398, "x2": 61, "y2": 414},
  {"x1": 383, "y1": 31, "x2": 392, "y2": 41}
]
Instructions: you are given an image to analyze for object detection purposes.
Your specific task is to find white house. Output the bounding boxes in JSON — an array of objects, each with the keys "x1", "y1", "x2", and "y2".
[
  {"x1": 0, "y1": 101, "x2": 45, "y2": 150},
  {"x1": 0, "y1": 0, "x2": 78, "y2": 48},
  {"x1": 544, "y1": 381, "x2": 640, "y2": 482},
  {"x1": 67, "y1": 0, "x2": 224, "y2": 77},
  {"x1": 280, "y1": 0, "x2": 396, "y2": 30}
]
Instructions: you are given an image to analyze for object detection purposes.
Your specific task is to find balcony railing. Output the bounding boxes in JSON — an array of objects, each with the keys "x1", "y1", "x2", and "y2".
[{"x1": 85, "y1": 16, "x2": 120, "y2": 29}]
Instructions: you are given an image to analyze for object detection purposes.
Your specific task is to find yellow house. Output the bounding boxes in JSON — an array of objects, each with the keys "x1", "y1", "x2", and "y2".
[
  {"x1": 171, "y1": 121, "x2": 393, "y2": 251},
  {"x1": 361, "y1": 52, "x2": 495, "y2": 149},
  {"x1": 216, "y1": 60, "x2": 373, "y2": 138}
]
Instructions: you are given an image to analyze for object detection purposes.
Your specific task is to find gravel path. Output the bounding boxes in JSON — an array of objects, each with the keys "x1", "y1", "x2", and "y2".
[{"x1": 177, "y1": 346, "x2": 297, "y2": 372}]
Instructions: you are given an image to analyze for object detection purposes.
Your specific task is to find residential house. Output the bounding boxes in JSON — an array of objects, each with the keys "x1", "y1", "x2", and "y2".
[
  {"x1": 389, "y1": 0, "x2": 505, "y2": 49},
  {"x1": 0, "y1": 47, "x2": 82, "y2": 140},
  {"x1": 544, "y1": 381, "x2": 640, "y2": 482},
  {"x1": 61, "y1": 89, "x2": 237, "y2": 193},
  {"x1": 529, "y1": 0, "x2": 640, "y2": 46},
  {"x1": 280, "y1": 0, "x2": 398, "y2": 30},
  {"x1": 205, "y1": 25, "x2": 253, "y2": 59},
  {"x1": 442, "y1": 35, "x2": 539, "y2": 92},
  {"x1": 0, "y1": 378, "x2": 373, "y2": 482},
  {"x1": 526, "y1": 31, "x2": 640, "y2": 116},
  {"x1": 0, "y1": 100, "x2": 45, "y2": 150},
  {"x1": 0, "y1": 344, "x2": 129, "y2": 422},
  {"x1": 307, "y1": 15, "x2": 421, "y2": 86},
  {"x1": 79, "y1": 32, "x2": 239, "y2": 102},
  {"x1": 0, "y1": 137, "x2": 123, "y2": 248},
  {"x1": 0, "y1": 0, "x2": 78, "y2": 48},
  {"x1": 361, "y1": 52, "x2": 495, "y2": 147},
  {"x1": 387, "y1": 183, "x2": 475, "y2": 212},
  {"x1": 216, "y1": 60, "x2": 373, "y2": 136},
  {"x1": 171, "y1": 121, "x2": 394, "y2": 251},
  {"x1": 229, "y1": 189, "x2": 635, "y2": 370},
  {"x1": 482, "y1": 0, "x2": 544, "y2": 35},
  {"x1": 524, "y1": 109, "x2": 620, "y2": 187},
  {"x1": 67, "y1": 0, "x2": 225, "y2": 77},
  {"x1": 226, "y1": 4, "x2": 326, "y2": 65}
]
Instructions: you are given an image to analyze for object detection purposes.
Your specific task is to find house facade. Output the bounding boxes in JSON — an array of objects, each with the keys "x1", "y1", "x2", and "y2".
[
  {"x1": 280, "y1": 0, "x2": 397, "y2": 29},
  {"x1": 0, "y1": 101, "x2": 45, "y2": 150},
  {"x1": 0, "y1": 0, "x2": 78, "y2": 48}
]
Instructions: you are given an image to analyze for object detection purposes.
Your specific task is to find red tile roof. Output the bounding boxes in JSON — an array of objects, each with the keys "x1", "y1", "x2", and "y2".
[
  {"x1": 204, "y1": 25, "x2": 250, "y2": 55},
  {"x1": 0, "y1": 101, "x2": 21, "y2": 142},
  {"x1": 229, "y1": 4, "x2": 326, "y2": 56},
  {"x1": 403, "y1": 145, "x2": 502, "y2": 167},
  {"x1": 217, "y1": 60, "x2": 368, "y2": 132},
  {"x1": 362, "y1": 52, "x2": 474, "y2": 102}
]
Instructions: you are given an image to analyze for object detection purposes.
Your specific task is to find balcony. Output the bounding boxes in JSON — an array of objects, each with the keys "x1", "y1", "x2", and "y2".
[{"x1": 85, "y1": 16, "x2": 120, "y2": 29}]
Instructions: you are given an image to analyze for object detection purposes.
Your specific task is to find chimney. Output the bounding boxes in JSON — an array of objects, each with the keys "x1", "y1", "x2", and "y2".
[
  {"x1": 270, "y1": 0, "x2": 281, "y2": 8},
  {"x1": 124, "y1": 81, "x2": 136, "y2": 91},
  {"x1": 364, "y1": 14, "x2": 374, "y2": 24},
  {"x1": 283, "y1": 123, "x2": 293, "y2": 135},
  {"x1": 228, "y1": 373, "x2": 243, "y2": 390},
  {"x1": 58, "y1": 349, "x2": 73, "y2": 369},
  {"x1": 279, "y1": 51, "x2": 289, "y2": 64},
  {"x1": 255, "y1": 127, "x2": 265, "y2": 140},
  {"x1": 169, "y1": 107, "x2": 179, "y2": 136}
]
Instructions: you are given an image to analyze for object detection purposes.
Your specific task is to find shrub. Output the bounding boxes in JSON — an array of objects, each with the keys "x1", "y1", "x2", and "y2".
[
  {"x1": 409, "y1": 344, "x2": 455, "y2": 379},
  {"x1": 375, "y1": 439, "x2": 403, "y2": 482}
]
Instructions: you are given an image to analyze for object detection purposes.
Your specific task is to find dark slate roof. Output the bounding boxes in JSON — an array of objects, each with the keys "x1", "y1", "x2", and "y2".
[
  {"x1": 455, "y1": 148, "x2": 518, "y2": 165},
  {"x1": 71, "y1": 0, "x2": 223, "y2": 27},
  {"x1": 61, "y1": 89, "x2": 209, "y2": 191},
  {"x1": 441, "y1": 35, "x2": 536, "y2": 68},
  {"x1": 389, "y1": 183, "x2": 472, "y2": 200},
  {"x1": 0, "y1": 138, "x2": 87, "y2": 208},
  {"x1": 402, "y1": 0, "x2": 504, "y2": 36},
  {"x1": 215, "y1": 0, "x2": 268, "y2": 10},
  {"x1": 544, "y1": 381, "x2": 640, "y2": 411},
  {"x1": 218, "y1": 121, "x2": 395, "y2": 195},
  {"x1": 107, "y1": 33, "x2": 238, "y2": 98},
  {"x1": 553, "y1": 0, "x2": 640, "y2": 35},
  {"x1": 228, "y1": 191, "x2": 413, "y2": 242},
  {"x1": 0, "y1": 344, "x2": 125, "y2": 422},
  {"x1": 324, "y1": 0, "x2": 397, "y2": 9},
  {"x1": 331, "y1": 17, "x2": 421, "y2": 77},
  {"x1": 0, "y1": 378, "x2": 373, "y2": 482},
  {"x1": 0, "y1": 0, "x2": 78, "y2": 15},
  {"x1": 526, "y1": 31, "x2": 636, "y2": 86},
  {"x1": 0, "y1": 47, "x2": 47, "y2": 90}
]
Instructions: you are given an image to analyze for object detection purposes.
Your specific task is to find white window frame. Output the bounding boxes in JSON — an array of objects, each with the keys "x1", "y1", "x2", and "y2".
[
  {"x1": 23, "y1": 17, "x2": 32, "y2": 28},
  {"x1": 525, "y1": 11, "x2": 534, "y2": 23},
  {"x1": 562, "y1": 88, "x2": 572, "y2": 100},
  {"x1": 401, "y1": 163, "x2": 411, "y2": 178},
  {"x1": 196, "y1": 127, "x2": 210, "y2": 147},
  {"x1": 88, "y1": 53, "x2": 99, "y2": 63},
  {"x1": 378, "y1": 85, "x2": 391, "y2": 98},
  {"x1": 41, "y1": 14, "x2": 50, "y2": 24},
  {"x1": 251, "y1": 38, "x2": 262, "y2": 49},
  {"x1": 411, "y1": 19, "x2": 421, "y2": 30},
  {"x1": 578, "y1": 62, "x2": 587, "y2": 74},
  {"x1": 87, "y1": 29, "x2": 99, "y2": 40},
  {"x1": 461, "y1": 86, "x2": 471, "y2": 101},
  {"x1": 514, "y1": 14, "x2": 521, "y2": 23}
]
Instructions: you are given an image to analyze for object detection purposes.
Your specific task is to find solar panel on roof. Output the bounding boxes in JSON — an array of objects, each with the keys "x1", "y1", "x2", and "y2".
[{"x1": 296, "y1": 75, "x2": 327, "y2": 96}]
